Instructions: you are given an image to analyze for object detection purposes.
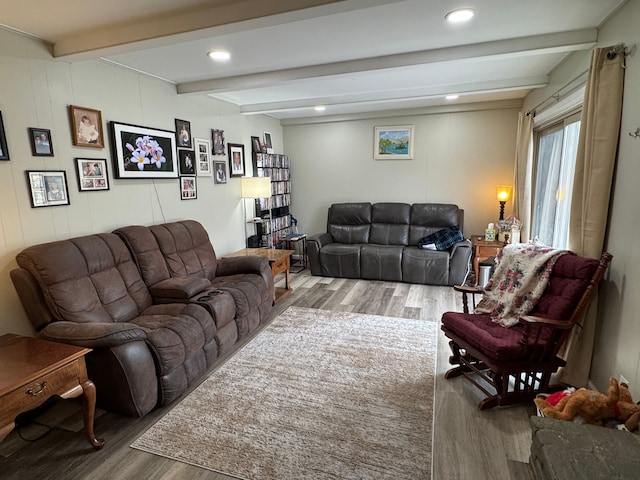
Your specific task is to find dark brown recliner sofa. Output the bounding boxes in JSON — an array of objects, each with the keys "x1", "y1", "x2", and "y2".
[
  {"x1": 10, "y1": 221, "x2": 273, "y2": 418},
  {"x1": 308, "y1": 202, "x2": 472, "y2": 285}
]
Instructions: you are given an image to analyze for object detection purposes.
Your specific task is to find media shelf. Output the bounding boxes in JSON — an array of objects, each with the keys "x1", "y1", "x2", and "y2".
[{"x1": 252, "y1": 153, "x2": 292, "y2": 247}]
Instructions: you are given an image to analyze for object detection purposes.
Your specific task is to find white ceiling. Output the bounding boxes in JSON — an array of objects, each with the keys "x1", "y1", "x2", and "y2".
[{"x1": 0, "y1": 0, "x2": 627, "y2": 120}]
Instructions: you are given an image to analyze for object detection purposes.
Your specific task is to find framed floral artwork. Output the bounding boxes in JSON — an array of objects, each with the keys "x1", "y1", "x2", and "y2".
[
  {"x1": 69, "y1": 105, "x2": 104, "y2": 148},
  {"x1": 75, "y1": 158, "x2": 109, "y2": 191},
  {"x1": 109, "y1": 121, "x2": 178, "y2": 178},
  {"x1": 26, "y1": 170, "x2": 70, "y2": 207}
]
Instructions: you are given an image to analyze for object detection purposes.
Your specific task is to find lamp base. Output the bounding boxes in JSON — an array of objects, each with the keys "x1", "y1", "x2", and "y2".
[{"x1": 499, "y1": 201, "x2": 506, "y2": 221}]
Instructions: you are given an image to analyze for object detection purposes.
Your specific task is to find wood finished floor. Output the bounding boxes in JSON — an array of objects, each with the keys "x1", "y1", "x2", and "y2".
[{"x1": 0, "y1": 271, "x2": 535, "y2": 480}]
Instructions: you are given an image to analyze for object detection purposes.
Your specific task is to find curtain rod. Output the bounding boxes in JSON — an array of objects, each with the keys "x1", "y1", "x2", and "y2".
[{"x1": 526, "y1": 43, "x2": 634, "y2": 117}]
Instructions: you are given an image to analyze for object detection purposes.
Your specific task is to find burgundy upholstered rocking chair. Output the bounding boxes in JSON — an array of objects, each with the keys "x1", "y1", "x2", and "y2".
[{"x1": 441, "y1": 250, "x2": 612, "y2": 410}]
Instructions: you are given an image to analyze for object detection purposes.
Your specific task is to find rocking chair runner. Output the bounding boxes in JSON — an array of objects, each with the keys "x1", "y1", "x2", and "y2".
[{"x1": 441, "y1": 251, "x2": 612, "y2": 410}]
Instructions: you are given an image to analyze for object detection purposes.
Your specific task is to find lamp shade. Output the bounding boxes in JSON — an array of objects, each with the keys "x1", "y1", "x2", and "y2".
[
  {"x1": 496, "y1": 185, "x2": 512, "y2": 202},
  {"x1": 241, "y1": 176, "x2": 271, "y2": 198}
]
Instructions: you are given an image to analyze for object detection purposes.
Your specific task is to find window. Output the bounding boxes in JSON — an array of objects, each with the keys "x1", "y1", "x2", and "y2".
[{"x1": 531, "y1": 112, "x2": 581, "y2": 248}]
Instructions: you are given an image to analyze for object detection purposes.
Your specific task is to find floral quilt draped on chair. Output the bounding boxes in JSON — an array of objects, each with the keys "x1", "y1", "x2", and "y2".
[{"x1": 475, "y1": 243, "x2": 568, "y2": 327}]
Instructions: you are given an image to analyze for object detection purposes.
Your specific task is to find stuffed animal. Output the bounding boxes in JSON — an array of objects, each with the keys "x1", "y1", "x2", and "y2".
[{"x1": 534, "y1": 377, "x2": 640, "y2": 431}]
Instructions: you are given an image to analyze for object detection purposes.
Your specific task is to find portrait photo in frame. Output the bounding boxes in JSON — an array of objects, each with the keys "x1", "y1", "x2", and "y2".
[
  {"x1": 26, "y1": 170, "x2": 70, "y2": 207},
  {"x1": 373, "y1": 125, "x2": 414, "y2": 160},
  {"x1": 175, "y1": 118, "x2": 192, "y2": 148},
  {"x1": 214, "y1": 161, "x2": 227, "y2": 184},
  {"x1": 178, "y1": 149, "x2": 196, "y2": 176},
  {"x1": 180, "y1": 176, "x2": 197, "y2": 200},
  {"x1": 263, "y1": 132, "x2": 273, "y2": 154},
  {"x1": 211, "y1": 129, "x2": 225, "y2": 155},
  {"x1": 75, "y1": 158, "x2": 109, "y2": 192},
  {"x1": 109, "y1": 121, "x2": 178, "y2": 179},
  {"x1": 0, "y1": 111, "x2": 10, "y2": 160},
  {"x1": 29, "y1": 128, "x2": 54, "y2": 156},
  {"x1": 251, "y1": 136, "x2": 262, "y2": 153},
  {"x1": 228, "y1": 143, "x2": 245, "y2": 177},
  {"x1": 194, "y1": 138, "x2": 212, "y2": 176},
  {"x1": 69, "y1": 105, "x2": 104, "y2": 148}
]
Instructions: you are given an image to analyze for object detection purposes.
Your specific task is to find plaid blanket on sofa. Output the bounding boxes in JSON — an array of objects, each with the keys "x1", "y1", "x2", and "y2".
[{"x1": 475, "y1": 243, "x2": 568, "y2": 327}]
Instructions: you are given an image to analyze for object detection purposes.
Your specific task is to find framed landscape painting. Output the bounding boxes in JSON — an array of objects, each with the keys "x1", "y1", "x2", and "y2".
[
  {"x1": 373, "y1": 125, "x2": 414, "y2": 160},
  {"x1": 110, "y1": 121, "x2": 178, "y2": 178}
]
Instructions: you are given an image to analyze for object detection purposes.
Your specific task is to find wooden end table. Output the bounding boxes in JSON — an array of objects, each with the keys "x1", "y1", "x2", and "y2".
[
  {"x1": 224, "y1": 248, "x2": 295, "y2": 303},
  {"x1": 470, "y1": 235, "x2": 507, "y2": 286},
  {"x1": 0, "y1": 334, "x2": 104, "y2": 450}
]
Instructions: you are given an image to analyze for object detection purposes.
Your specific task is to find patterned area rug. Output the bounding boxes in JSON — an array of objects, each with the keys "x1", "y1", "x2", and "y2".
[{"x1": 131, "y1": 306, "x2": 436, "y2": 479}]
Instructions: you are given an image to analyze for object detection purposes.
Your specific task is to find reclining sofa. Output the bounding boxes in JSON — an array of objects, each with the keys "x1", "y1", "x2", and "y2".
[
  {"x1": 308, "y1": 202, "x2": 471, "y2": 285},
  {"x1": 10, "y1": 220, "x2": 273, "y2": 417}
]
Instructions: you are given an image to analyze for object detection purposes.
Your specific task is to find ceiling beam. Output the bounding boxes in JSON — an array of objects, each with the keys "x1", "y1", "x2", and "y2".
[
  {"x1": 177, "y1": 28, "x2": 597, "y2": 95},
  {"x1": 236, "y1": 76, "x2": 549, "y2": 115}
]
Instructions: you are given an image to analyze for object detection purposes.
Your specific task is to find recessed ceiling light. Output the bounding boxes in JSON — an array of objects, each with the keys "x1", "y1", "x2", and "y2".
[
  {"x1": 207, "y1": 50, "x2": 231, "y2": 61},
  {"x1": 445, "y1": 8, "x2": 475, "y2": 23},
  {"x1": 314, "y1": 106, "x2": 326, "y2": 112},
  {"x1": 445, "y1": 94, "x2": 459, "y2": 100}
]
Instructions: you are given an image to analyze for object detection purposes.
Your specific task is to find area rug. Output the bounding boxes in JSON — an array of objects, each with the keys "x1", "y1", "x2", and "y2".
[{"x1": 131, "y1": 306, "x2": 436, "y2": 479}]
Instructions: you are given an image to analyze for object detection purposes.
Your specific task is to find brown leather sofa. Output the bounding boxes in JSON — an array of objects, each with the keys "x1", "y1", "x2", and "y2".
[
  {"x1": 308, "y1": 202, "x2": 472, "y2": 285},
  {"x1": 10, "y1": 220, "x2": 273, "y2": 418}
]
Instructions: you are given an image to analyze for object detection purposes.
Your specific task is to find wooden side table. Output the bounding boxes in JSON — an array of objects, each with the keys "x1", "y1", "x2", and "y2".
[
  {"x1": 470, "y1": 235, "x2": 507, "y2": 286},
  {"x1": 224, "y1": 248, "x2": 295, "y2": 303},
  {"x1": 0, "y1": 334, "x2": 104, "y2": 450}
]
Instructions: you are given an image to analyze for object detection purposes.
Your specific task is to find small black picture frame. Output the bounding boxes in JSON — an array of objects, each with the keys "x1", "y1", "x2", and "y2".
[
  {"x1": 180, "y1": 176, "x2": 197, "y2": 200},
  {"x1": 29, "y1": 128, "x2": 54, "y2": 156},
  {"x1": 178, "y1": 149, "x2": 196, "y2": 175},
  {"x1": 26, "y1": 170, "x2": 70, "y2": 207},
  {"x1": 0, "y1": 111, "x2": 10, "y2": 160},
  {"x1": 175, "y1": 118, "x2": 192, "y2": 149},
  {"x1": 228, "y1": 143, "x2": 245, "y2": 177}
]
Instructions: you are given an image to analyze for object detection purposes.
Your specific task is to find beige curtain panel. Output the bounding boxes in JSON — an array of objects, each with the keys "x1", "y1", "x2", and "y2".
[
  {"x1": 556, "y1": 45, "x2": 626, "y2": 387},
  {"x1": 512, "y1": 112, "x2": 534, "y2": 243}
]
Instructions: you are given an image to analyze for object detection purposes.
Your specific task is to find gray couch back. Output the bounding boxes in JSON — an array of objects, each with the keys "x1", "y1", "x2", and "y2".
[{"x1": 327, "y1": 202, "x2": 463, "y2": 246}]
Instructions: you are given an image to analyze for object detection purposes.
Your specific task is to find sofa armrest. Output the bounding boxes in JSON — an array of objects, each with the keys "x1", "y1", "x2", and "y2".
[
  {"x1": 448, "y1": 239, "x2": 472, "y2": 286},
  {"x1": 307, "y1": 233, "x2": 333, "y2": 275},
  {"x1": 149, "y1": 276, "x2": 211, "y2": 300},
  {"x1": 39, "y1": 321, "x2": 148, "y2": 349},
  {"x1": 216, "y1": 256, "x2": 274, "y2": 293}
]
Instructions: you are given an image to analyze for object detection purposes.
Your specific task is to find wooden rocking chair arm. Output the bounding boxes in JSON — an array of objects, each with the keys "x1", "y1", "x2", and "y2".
[
  {"x1": 453, "y1": 284, "x2": 483, "y2": 295},
  {"x1": 519, "y1": 315, "x2": 572, "y2": 329}
]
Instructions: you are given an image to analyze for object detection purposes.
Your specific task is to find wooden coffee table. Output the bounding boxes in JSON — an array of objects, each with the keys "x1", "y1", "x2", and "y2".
[
  {"x1": 0, "y1": 334, "x2": 104, "y2": 450},
  {"x1": 224, "y1": 248, "x2": 295, "y2": 303}
]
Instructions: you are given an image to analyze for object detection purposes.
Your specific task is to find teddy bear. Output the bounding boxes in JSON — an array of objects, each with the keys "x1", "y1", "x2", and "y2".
[{"x1": 534, "y1": 376, "x2": 640, "y2": 431}]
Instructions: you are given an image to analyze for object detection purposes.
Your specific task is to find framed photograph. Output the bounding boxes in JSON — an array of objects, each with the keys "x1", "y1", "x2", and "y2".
[
  {"x1": 263, "y1": 132, "x2": 273, "y2": 154},
  {"x1": 228, "y1": 143, "x2": 245, "y2": 177},
  {"x1": 69, "y1": 105, "x2": 104, "y2": 148},
  {"x1": 178, "y1": 149, "x2": 196, "y2": 175},
  {"x1": 180, "y1": 176, "x2": 197, "y2": 200},
  {"x1": 211, "y1": 129, "x2": 225, "y2": 155},
  {"x1": 0, "y1": 111, "x2": 9, "y2": 160},
  {"x1": 251, "y1": 136, "x2": 262, "y2": 153},
  {"x1": 374, "y1": 125, "x2": 414, "y2": 160},
  {"x1": 194, "y1": 138, "x2": 212, "y2": 176},
  {"x1": 26, "y1": 170, "x2": 70, "y2": 207},
  {"x1": 29, "y1": 128, "x2": 54, "y2": 156},
  {"x1": 175, "y1": 118, "x2": 192, "y2": 148},
  {"x1": 109, "y1": 121, "x2": 178, "y2": 179},
  {"x1": 214, "y1": 161, "x2": 227, "y2": 184},
  {"x1": 75, "y1": 158, "x2": 109, "y2": 192}
]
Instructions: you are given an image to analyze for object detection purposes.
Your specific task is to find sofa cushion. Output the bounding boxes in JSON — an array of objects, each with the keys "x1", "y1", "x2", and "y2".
[
  {"x1": 319, "y1": 244, "x2": 362, "y2": 278},
  {"x1": 16, "y1": 233, "x2": 153, "y2": 324},
  {"x1": 370, "y1": 203, "x2": 410, "y2": 245},
  {"x1": 328, "y1": 202, "x2": 371, "y2": 244},
  {"x1": 361, "y1": 245, "x2": 403, "y2": 281},
  {"x1": 409, "y1": 203, "x2": 462, "y2": 245},
  {"x1": 402, "y1": 247, "x2": 450, "y2": 285}
]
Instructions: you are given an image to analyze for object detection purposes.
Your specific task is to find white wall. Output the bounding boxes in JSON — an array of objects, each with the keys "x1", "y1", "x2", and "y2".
[
  {"x1": 0, "y1": 28, "x2": 282, "y2": 336},
  {"x1": 283, "y1": 105, "x2": 520, "y2": 237},
  {"x1": 522, "y1": 0, "x2": 640, "y2": 395}
]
